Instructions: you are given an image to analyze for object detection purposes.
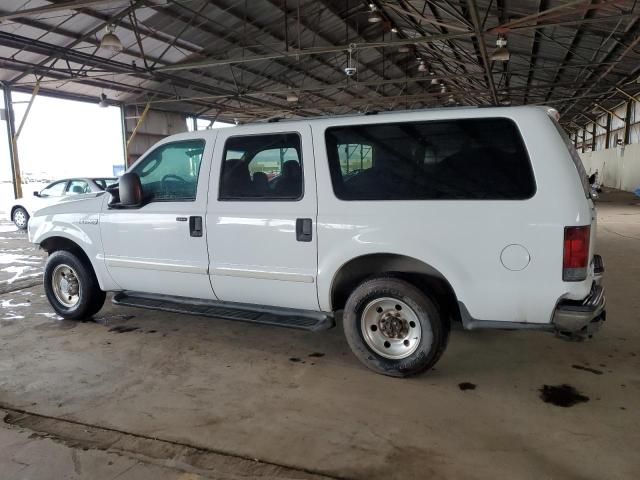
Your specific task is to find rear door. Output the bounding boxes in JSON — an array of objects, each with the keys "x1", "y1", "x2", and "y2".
[{"x1": 206, "y1": 124, "x2": 319, "y2": 311}]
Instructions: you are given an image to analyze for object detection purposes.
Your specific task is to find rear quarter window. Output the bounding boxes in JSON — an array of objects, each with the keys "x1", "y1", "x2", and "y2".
[{"x1": 325, "y1": 118, "x2": 536, "y2": 201}]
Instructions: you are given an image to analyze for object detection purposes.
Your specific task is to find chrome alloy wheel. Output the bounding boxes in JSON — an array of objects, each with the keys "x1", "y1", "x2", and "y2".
[
  {"x1": 13, "y1": 209, "x2": 27, "y2": 228},
  {"x1": 361, "y1": 297, "x2": 431, "y2": 360},
  {"x1": 51, "y1": 264, "x2": 81, "y2": 308}
]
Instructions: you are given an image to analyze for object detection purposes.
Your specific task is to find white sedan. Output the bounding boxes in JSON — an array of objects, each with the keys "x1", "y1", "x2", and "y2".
[{"x1": 10, "y1": 177, "x2": 117, "y2": 229}]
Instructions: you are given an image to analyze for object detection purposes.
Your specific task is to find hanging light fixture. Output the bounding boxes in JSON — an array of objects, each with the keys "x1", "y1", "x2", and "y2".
[
  {"x1": 100, "y1": 24, "x2": 123, "y2": 52},
  {"x1": 491, "y1": 35, "x2": 510, "y2": 62},
  {"x1": 286, "y1": 92, "x2": 299, "y2": 102},
  {"x1": 418, "y1": 59, "x2": 428, "y2": 72},
  {"x1": 431, "y1": 77, "x2": 440, "y2": 85},
  {"x1": 440, "y1": 83, "x2": 446, "y2": 94},
  {"x1": 98, "y1": 93, "x2": 109, "y2": 108},
  {"x1": 391, "y1": 27, "x2": 398, "y2": 33},
  {"x1": 368, "y1": 3, "x2": 382, "y2": 23}
]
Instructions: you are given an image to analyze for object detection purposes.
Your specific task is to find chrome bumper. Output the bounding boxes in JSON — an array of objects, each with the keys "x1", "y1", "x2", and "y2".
[{"x1": 553, "y1": 282, "x2": 606, "y2": 339}]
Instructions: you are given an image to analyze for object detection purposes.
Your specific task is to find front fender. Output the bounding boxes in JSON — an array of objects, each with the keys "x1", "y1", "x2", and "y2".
[{"x1": 29, "y1": 195, "x2": 120, "y2": 291}]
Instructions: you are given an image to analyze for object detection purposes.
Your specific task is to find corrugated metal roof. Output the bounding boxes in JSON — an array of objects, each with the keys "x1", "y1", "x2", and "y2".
[{"x1": 0, "y1": 0, "x2": 638, "y2": 131}]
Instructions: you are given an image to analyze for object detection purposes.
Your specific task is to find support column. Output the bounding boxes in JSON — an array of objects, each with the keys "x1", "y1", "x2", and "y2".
[
  {"x1": 120, "y1": 103, "x2": 127, "y2": 168},
  {"x1": 591, "y1": 122, "x2": 597, "y2": 151},
  {"x1": 623, "y1": 100, "x2": 632, "y2": 145},
  {"x1": 605, "y1": 112, "x2": 611, "y2": 149},
  {"x1": 2, "y1": 84, "x2": 20, "y2": 199}
]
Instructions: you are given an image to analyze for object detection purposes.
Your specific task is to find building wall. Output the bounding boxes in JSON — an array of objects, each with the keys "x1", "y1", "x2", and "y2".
[
  {"x1": 124, "y1": 107, "x2": 188, "y2": 166},
  {"x1": 580, "y1": 144, "x2": 640, "y2": 192}
]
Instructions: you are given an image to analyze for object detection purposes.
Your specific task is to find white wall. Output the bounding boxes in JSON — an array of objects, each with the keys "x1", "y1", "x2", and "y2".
[{"x1": 580, "y1": 144, "x2": 640, "y2": 192}]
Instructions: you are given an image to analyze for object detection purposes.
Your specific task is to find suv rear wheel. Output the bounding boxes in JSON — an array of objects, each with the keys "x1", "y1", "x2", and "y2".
[
  {"x1": 44, "y1": 250, "x2": 106, "y2": 320},
  {"x1": 343, "y1": 277, "x2": 449, "y2": 377}
]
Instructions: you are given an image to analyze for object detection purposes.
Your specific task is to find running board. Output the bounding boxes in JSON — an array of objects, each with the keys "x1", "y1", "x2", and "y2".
[{"x1": 112, "y1": 292, "x2": 334, "y2": 332}]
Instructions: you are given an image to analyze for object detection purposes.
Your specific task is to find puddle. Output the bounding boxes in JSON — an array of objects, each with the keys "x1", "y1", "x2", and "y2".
[
  {"x1": 108, "y1": 326, "x2": 139, "y2": 333},
  {"x1": 458, "y1": 382, "x2": 476, "y2": 391},
  {"x1": 1, "y1": 299, "x2": 31, "y2": 308},
  {"x1": 289, "y1": 357, "x2": 303, "y2": 363},
  {"x1": 572, "y1": 364, "x2": 603, "y2": 375},
  {"x1": 2, "y1": 313, "x2": 25, "y2": 320},
  {"x1": 539, "y1": 384, "x2": 589, "y2": 407},
  {"x1": 308, "y1": 352, "x2": 325, "y2": 358},
  {"x1": 90, "y1": 314, "x2": 135, "y2": 325},
  {"x1": 36, "y1": 312, "x2": 63, "y2": 320}
]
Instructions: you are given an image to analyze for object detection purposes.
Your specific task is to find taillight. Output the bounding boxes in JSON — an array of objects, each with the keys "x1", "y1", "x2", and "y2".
[{"x1": 563, "y1": 226, "x2": 590, "y2": 281}]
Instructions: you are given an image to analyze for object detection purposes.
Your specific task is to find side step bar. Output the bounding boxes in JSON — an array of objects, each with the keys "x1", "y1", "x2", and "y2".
[{"x1": 112, "y1": 292, "x2": 335, "y2": 332}]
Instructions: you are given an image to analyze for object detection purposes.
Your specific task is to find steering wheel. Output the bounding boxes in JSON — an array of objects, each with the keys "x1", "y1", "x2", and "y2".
[{"x1": 161, "y1": 174, "x2": 187, "y2": 186}]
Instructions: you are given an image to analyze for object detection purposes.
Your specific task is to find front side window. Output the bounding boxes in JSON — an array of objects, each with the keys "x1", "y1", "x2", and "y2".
[
  {"x1": 219, "y1": 133, "x2": 303, "y2": 200},
  {"x1": 325, "y1": 118, "x2": 536, "y2": 200},
  {"x1": 40, "y1": 181, "x2": 67, "y2": 197},
  {"x1": 66, "y1": 180, "x2": 90, "y2": 195},
  {"x1": 132, "y1": 140, "x2": 205, "y2": 202}
]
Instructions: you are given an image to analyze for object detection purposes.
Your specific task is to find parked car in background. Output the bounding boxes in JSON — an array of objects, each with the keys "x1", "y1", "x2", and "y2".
[{"x1": 9, "y1": 177, "x2": 117, "y2": 229}]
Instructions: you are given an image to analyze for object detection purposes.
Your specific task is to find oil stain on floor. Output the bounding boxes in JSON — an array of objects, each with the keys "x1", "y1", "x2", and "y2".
[{"x1": 539, "y1": 384, "x2": 589, "y2": 407}]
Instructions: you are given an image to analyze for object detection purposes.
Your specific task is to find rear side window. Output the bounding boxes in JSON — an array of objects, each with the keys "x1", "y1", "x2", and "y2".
[
  {"x1": 219, "y1": 133, "x2": 303, "y2": 201},
  {"x1": 325, "y1": 118, "x2": 536, "y2": 200}
]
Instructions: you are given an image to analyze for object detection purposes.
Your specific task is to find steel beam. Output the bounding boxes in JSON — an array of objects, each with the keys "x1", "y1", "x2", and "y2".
[
  {"x1": 466, "y1": 0, "x2": 499, "y2": 104},
  {"x1": 2, "y1": 84, "x2": 18, "y2": 199},
  {"x1": 0, "y1": 0, "x2": 116, "y2": 22}
]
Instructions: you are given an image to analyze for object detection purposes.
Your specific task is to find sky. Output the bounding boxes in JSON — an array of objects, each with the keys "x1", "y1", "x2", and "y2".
[
  {"x1": 0, "y1": 92, "x2": 231, "y2": 182},
  {"x1": 0, "y1": 92, "x2": 124, "y2": 181}
]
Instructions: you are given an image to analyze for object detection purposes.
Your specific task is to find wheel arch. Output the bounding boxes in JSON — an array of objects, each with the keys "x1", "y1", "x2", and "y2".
[
  {"x1": 329, "y1": 253, "x2": 461, "y2": 324},
  {"x1": 40, "y1": 236, "x2": 93, "y2": 268},
  {"x1": 11, "y1": 204, "x2": 27, "y2": 219}
]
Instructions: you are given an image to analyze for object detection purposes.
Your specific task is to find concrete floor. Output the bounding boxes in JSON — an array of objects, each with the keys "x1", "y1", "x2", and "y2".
[{"x1": 0, "y1": 191, "x2": 638, "y2": 479}]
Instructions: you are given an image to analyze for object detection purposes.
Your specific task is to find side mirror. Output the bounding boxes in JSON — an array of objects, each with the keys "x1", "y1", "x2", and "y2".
[
  {"x1": 119, "y1": 172, "x2": 143, "y2": 206},
  {"x1": 33, "y1": 191, "x2": 40, "y2": 197}
]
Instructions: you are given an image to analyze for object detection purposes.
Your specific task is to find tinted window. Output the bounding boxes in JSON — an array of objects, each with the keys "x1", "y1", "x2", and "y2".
[
  {"x1": 219, "y1": 133, "x2": 302, "y2": 200},
  {"x1": 325, "y1": 118, "x2": 535, "y2": 200},
  {"x1": 66, "y1": 180, "x2": 90, "y2": 195},
  {"x1": 132, "y1": 140, "x2": 204, "y2": 202},
  {"x1": 40, "y1": 181, "x2": 66, "y2": 197}
]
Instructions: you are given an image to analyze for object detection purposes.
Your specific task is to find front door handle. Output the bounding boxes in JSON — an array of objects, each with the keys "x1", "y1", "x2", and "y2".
[
  {"x1": 189, "y1": 216, "x2": 203, "y2": 237},
  {"x1": 296, "y1": 218, "x2": 312, "y2": 242}
]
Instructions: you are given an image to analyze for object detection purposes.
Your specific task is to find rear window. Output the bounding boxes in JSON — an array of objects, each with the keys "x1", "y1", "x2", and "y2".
[{"x1": 325, "y1": 118, "x2": 536, "y2": 201}]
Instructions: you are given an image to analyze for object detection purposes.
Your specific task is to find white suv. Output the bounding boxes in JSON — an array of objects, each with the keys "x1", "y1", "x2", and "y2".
[{"x1": 28, "y1": 106, "x2": 605, "y2": 377}]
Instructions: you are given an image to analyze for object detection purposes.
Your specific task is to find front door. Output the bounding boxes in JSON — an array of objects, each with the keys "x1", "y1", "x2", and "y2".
[
  {"x1": 100, "y1": 133, "x2": 216, "y2": 300},
  {"x1": 206, "y1": 125, "x2": 319, "y2": 311}
]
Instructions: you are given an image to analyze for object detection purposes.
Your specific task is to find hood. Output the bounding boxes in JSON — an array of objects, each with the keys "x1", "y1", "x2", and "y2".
[{"x1": 31, "y1": 192, "x2": 106, "y2": 217}]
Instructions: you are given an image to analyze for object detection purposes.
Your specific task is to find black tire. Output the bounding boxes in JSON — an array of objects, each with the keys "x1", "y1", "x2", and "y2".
[
  {"x1": 44, "y1": 250, "x2": 106, "y2": 320},
  {"x1": 12, "y1": 207, "x2": 29, "y2": 230},
  {"x1": 343, "y1": 277, "x2": 450, "y2": 377}
]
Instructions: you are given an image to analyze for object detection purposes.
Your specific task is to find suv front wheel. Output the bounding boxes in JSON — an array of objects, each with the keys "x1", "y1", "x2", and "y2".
[
  {"x1": 343, "y1": 277, "x2": 449, "y2": 377},
  {"x1": 44, "y1": 250, "x2": 106, "y2": 320}
]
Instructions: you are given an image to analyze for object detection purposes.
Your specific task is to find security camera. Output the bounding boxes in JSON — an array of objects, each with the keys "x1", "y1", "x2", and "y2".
[{"x1": 344, "y1": 66, "x2": 357, "y2": 77}]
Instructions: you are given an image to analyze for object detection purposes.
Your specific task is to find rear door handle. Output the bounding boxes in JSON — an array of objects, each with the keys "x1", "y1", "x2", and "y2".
[
  {"x1": 189, "y1": 216, "x2": 203, "y2": 237},
  {"x1": 296, "y1": 218, "x2": 312, "y2": 242}
]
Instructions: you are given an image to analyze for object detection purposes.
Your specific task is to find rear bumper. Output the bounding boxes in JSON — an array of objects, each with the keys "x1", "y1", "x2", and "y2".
[{"x1": 553, "y1": 261, "x2": 605, "y2": 338}]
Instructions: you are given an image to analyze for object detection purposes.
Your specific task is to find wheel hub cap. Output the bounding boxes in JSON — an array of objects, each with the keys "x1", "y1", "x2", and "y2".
[
  {"x1": 361, "y1": 297, "x2": 431, "y2": 360},
  {"x1": 52, "y1": 264, "x2": 81, "y2": 308}
]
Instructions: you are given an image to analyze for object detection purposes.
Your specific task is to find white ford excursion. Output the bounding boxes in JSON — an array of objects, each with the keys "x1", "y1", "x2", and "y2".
[{"x1": 28, "y1": 106, "x2": 605, "y2": 377}]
